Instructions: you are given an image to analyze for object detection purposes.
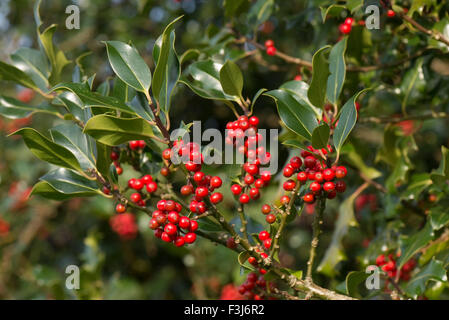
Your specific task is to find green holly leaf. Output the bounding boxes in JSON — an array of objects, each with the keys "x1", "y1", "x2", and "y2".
[
  {"x1": 219, "y1": 60, "x2": 244, "y2": 98},
  {"x1": 311, "y1": 123, "x2": 330, "y2": 149},
  {"x1": 405, "y1": 259, "x2": 447, "y2": 299},
  {"x1": 0, "y1": 95, "x2": 60, "y2": 119},
  {"x1": 308, "y1": 46, "x2": 330, "y2": 110},
  {"x1": 10, "y1": 47, "x2": 50, "y2": 91},
  {"x1": 326, "y1": 37, "x2": 347, "y2": 105}
]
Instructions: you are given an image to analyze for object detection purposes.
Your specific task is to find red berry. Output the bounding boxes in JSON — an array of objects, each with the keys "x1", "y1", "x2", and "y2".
[
  {"x1": 344, "y1": 17, "x2": 354, "y2": 25},
  {"x1": 149, "y1": 218, "x2": 159, "y2": 230},
  {"x1": 323, "y1": 181, "x2": 335, "y2": 192},
  {"x1": 335, "y1": 180, "x2": 346, "y2": 193},
  {"x1": 283, "y1": 179, "x2": 296, "y2": 191},
  {"x1": 180, "y1": 185, "x2": 193, "y2": 196},
  {"x1": 130, "y1": 193, "x2": 141, "y2": 203},
  {"x1": 239, "y1": 193, "x2": 250, "y2": 204},
  {"x1": 304, "y1": 156, "x2": 316, "y2": 169},
  {"x1": 266, "y1": 46, "x2": 276, "y2": 56},
  {"x1": 260, "y1": 171, "x2": 271, "y2": 182},
  {"x1": 322, "y1": 168, "x2": 335, "y2": 181},
  {"x1": 174, "y1": 236, "x2": 185, "y2": 247},
  {"x1": 244, "y1": 174, "x2": 255, "y2": 185},
  {"x1": 303, "y1": 193, "x2": 314, "y2": 203},
  {"x1": 387, "y1": 9, "x2": 395, "y2": 17},
  {"x1": 179, "y1": 217, "x2": 190, "y2": 229},
  {"x1": 129, "y1": 140, "x2": 140, "y2": 150},
  {"x1": 245, "y1": 164, "x2": 259, "y2": 176},
  {"x1": 310, "y1": 181, "x2": 321, "y2": 193},
  {"x1": 128, "y1": 178, "x2": 137, "y2": 188},
  {"x1": 157, "y1": 200, "x2": 166, "y2": 211},
  {"x1": 339, "y1": 23, "x2": 351, "y2": 34},
  {"x1": 210, "y1": 192, "x2": 223, "y2": 204},
  {"x1": 283, "y1": 165, "x2": 295, "y2": 177},
  {"x1": 249, "y1": 116, "x2": 259, "y2": 126},
  {"x1": 115, "y1": 203, "x2": 126, "y2": 213},
  {"x1": 290, "y1": 156, "x2": 302, "y2": 169},
  {"x1": 264, "y1": 39, "x2": 274, "y2": 48},
  {"x1": 263, "y1": 238, "x2": 272, "y2": 249},
  {"x1": 162, "y1": 148, "x2": 172, "y2": 160},
  {"x1": 168, "y1": 211, "x2": 180, "y2": 224},
  {"x1": 115, "y1": 166, "x2": 123, "y2": 175},
  {"x1": 195, "y1": 186, "x2": 209, "y2": 198},
  {"x1": 254, "y1": 178, "x2": 265, "y2": 189},
  {"x1": 314, "y1": 172, "x2": 324, "y2": 183},
  {"x1": 266, "y1": 213, "x2": 276, "y2": 224},
  {"x1": 376, "y1": 254, "x2": 387, "y2": 266},
  {"x1": 261, "y1": 204, "x2": 271, "y2": 215},
  {"x1": 141, "y1": 174, "x2": 153, "y2": 184},
  {"x1": 280, "y1": 195, "x2": 290, "y2": 205},
  {"x1": 133, "y1": 179, "x2": 144, "y2": 190},
  {"x1": 210, "y1": 176, "x2": 222, "y2": 188},
  {"x1": 335, "y1": 166, "x2": 347, "y2": 179},
  {"x1": 327, "y1": 190, "x2": 337, "y2": 199},
  {"x1": 297, "y1": 171, "x2": 308, "y2": 183},
  {"x1": 248, "y1": 257, "x2": 257, "y2": 266},
  {"x1": 231, "y1": 184, "x2": 242, "y2": 195},
  {"x1": 164, "y1": 223, "x2": 177, "y2": 236},
  {"x1": 193, "y1": 171, "x2": 205, "y2": 183},
  {"x1": 226, "y1": 237, "x2": 237, "y2": 249},
  {"x1": 258, "y1": 231, "x2": 270, "y2": 241},
  {"x1": 249, "y1": 188, "x2": 260, "y2": 200},
  {"x1": 146, "y1": 181, "x2": 158, "y2": 193},
  {"x1": 161, "y1": 232, "x2": 172, "y2": 242},
  {"x1": 189, "y1": 220, "x2": 199, "y2": 232},
  {"x1": 160, "y1": 167, "x2": 169, "y2": 176},
  {"x1": 184, "y1": 232, "x2": 197, "y2": 244},
  {"x1": 294, "y1": 75, "x2": 302, "y2": 81},
  {"x1": 110, "y1": 151, "x2": 119, "y2": 161}
]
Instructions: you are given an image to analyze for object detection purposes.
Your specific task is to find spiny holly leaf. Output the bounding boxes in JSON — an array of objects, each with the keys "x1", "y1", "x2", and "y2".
[
  {"x1": 10, "y1": 128, "x2": 83, "y2": 174},
  {"x1": 265, "y1": 89, "x2": 318, "y2": 141},
  {"x1": 219, "y1": 60, "x2": 244, "y2": 98},
  {"x1": 311, "y1": 123, "x2": 330, "y2": 149},
  {"x1": 152, "y1": 16, "x2": 182, "y2": 113},
  {"x1": 326, "y1": 37, "x2": 347, "y2": 105},
  {"x1": 83, "y1": 114, "x2": 155, "y2": 146},
  {"x1": 333, "y1": 89, "x2": 369, "y2": 155},
  {"x1": 104, "y1": 41, "x2": 152, "y2": 93},
  {"x1": 307, "y1": 46, "x2": 330, "y2": 110}
]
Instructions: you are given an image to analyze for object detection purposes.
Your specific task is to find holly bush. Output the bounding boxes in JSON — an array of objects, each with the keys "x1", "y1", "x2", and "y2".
[{"x1": 1, "y1": 0, "x2": 449, "y2": 300}]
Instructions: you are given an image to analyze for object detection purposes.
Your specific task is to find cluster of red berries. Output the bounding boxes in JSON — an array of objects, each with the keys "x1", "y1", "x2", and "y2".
[
  {"x1": 149, "y1": 199, "x2": 198, "y2": 247},
  {"x1": 237, "y1": 270, "x2": 273, "y2": 300},
  {"x1": 225, "y1": 115, "x2": 274, "y2": 206},
  {"x1": 110, "y1": 213, "x2": 138, "y2": 240},
  {"x1": 376, "y1": 253, "x2": 416, "y2": 281},
  {"x1": 339, "y1": 17, "x2": 355, "y2": 35},
  {"x1": 129, "y1": 140, "x2": 146, "y2": 150},
  {"x1": 127, "y1": 174, "x2": 158, "y2": 206},
  {"x1": 286, "y1": 146, "x2": 347, "y2": 204},
  {"x1": 110, "y1": 148, "x2": 123, "y2": 175},
  {"x1": 264, "y1": 39, "x2": 276, "y2": 56}
]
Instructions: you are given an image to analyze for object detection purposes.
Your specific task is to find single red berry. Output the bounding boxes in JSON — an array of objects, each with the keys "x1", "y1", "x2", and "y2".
[
  {"x1": 335, "y1": 166, "x2": 347, "y2": 179},
  {"x1": 244, "y1": 174, "x2": 255, "y2": 185},
  {"x1": 263, "y1": 238, "x2": 272, "y2": 249},
  {"x1": 249, "y1": 188, "x2": 260, "y2": 200},
  {"x1": 303, "y1": 193, "x2": 314, "y2": 203},
  {"x1": 344, "y1": 17, "x2": 354, "y2": 25},
  {"x1": 133, "y1": 179, "x2": 144, "y2": 190},
  {"x1": 239, "y1": 193, "x2": 250, "y2": 204},
  {"x1": 249, "y1": 116, "x2": 259, "y2": 126},
  {"x1": 115, "y1": 203, "x2": 126, "y2": 213},
  {"x1": 294, "y1": 75, "x2": 302, "y2": 81},
  {"x1": 174, "y1": 236, "x2": 185, "y2": 247},
  {"x1": 141, "y1": 174, "x2": 153, "y2": 184},
  {"x1": 226, "y1": 237, "x2": 237, "y2": 249},
  {"x1": 245, "y1": 164, "x2": 259, "y2": 176},
  {"x1": 261, "y1": 204, "x2": 271, "y2": 215},
  {"x1": 179, "y1": 217, "x2": 191, "y2": 229},
  {"x1": 115, "y1": 166, "x2": 123, "y2": 175},
  {"x1": 210, "y1": 192, "x2": 223, "y2": 204},
  {"x1": 283, "y1": 165, "x2": 295, "y2": 177},
  {"x1": 167, "y1": 211, "x2": 180, "y2": 224},
  {"x1": 322, "y1": 168, "x2": 335, "y2": 181},
  {"x1": 162, "y1": 148, "x2": 172, "y2": 160},
  {"x1": 266, "y1": 213, "x2": 276, "y2": 224},
  {"x1": 327, "y1": 190, "x2": 337, "y2": 199},
  {"x1": 130, "y1": 193, "x2": 141, "y2": 203},
  {"x1": 165, "y1": 200, "x2": 176, "y2": 211},
  {"x1": 189, "y1": 220, "x2": 199, "y2": 232},
  {"x1": 128, "y1": 178, "x2": 137, "y2": 189},
  {"x1": 260, "y1": 171, "x2": 271, "y2": 182},
  {"x1": 314, "y1": 172, "x2": 324, "y2": 183},
  {"x1": 304, "y1": 156, "x2": 317, "y2": 169},
  {"x1": 323, "y1": 181, "x2": 335, "y2": 192},
  {"x1": 335, "y1": 180, "x2": 346, "y2": 193},
  {"x1": 290, "y1": 156, "x2": 302, "y2": 169},
  {"x1": 339, "y1": 23, "x2": 352, "y2": 34},
  {"x1": 146, "y1": 181, "x2": 158, "y2": 193},
  {"x1": 157, "y1": 200, "x2": 166, "y2": 211},
  {"x1": 280, "y1": 195, "x2": 290, "y2": 205},
  {"x1": 387, "y1": 9, "x2": 395, "y2": 17},
  {"x1": 310, "y1": 181, "x2": 321, "y2": 193},
  {"x1": 264, "y1": 39, "x2": 274, "y2": 48},
  {"x1": 129, "y1": 140, "x2": 140, "y2": 150},
  {"x1": 138, "y1": 140, "x2": 146, "y2": 148},
  {"x1": 110, "y1": 151, "x2": 119, "y2": 161},
  {"x1": 193, "y1": 171, "x2": 205, "y2": 184},
  {"x1": 161, "y1": 232, "x2": 172, "y2": 242},
  {"x1": 160, "y1": 167, "x2": 169, "y2": 176},
  {"x1": 184, "y1": 232, "x2": 197, "y2": 244},
  {"x1": 297, "y1": 171, "x2": 308, "y2": 183},
  {"x1": 195, "y1": 186, "x2": 209, "y2": 198},
  {"x1": 181, "y1": 185, "x2": 193, "y2": 196},
  {"x1": 248, "y1": 257, "x2": 257, "y2": 266},
  {"x1": 254, "y1": 178, "x2": 265, "y2": 189},
  {"x1": 210, "y1": 176, "x2": 222, "y2": 188},
  {"x1": 231, "y1": 184, "x2": 242, "y2": 195},
  {"x1": 283, "y1": 179, "x2": 296, "y2": 191},
  {"x1": 149, "y1": 218, "x2": 159, "y2": 230},
  {"x1": 258, "y1": 231, "x2": 270, "y2": 241},
  {"x1": 164, "y1": 223, "x2": 177, "y2": 236}
]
